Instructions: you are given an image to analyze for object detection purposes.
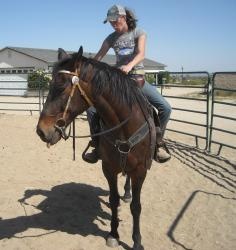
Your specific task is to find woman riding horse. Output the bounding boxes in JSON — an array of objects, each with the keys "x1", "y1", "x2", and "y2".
[{"x1": 84, "y1": 4, "x2": 172, "y2": 164}]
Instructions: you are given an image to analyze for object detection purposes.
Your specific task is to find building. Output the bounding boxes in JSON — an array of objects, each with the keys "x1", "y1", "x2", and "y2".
[
  {"x1": 0, "y1": 46, "x2": 166, "y2": 74},
  {"x1": 0, "y1": 46, "x2": 166, "y2": 95}
]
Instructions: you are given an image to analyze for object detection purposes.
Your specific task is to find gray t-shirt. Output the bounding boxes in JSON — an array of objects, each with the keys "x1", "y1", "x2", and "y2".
[{"x1": 105, "y1": 28, "x2": 146, "y2": 71}]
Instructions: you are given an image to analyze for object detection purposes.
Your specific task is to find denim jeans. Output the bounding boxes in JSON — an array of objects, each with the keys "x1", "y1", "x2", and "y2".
[
  {"x1": 141, "y1": 81, "x2": 172, "y2": 135},
  {"x1": 86, "y1": 106, "x2": 100, "y2": 134},
  {"x1": 86, "y1": 82, "x2": 171, "y2": 140}
]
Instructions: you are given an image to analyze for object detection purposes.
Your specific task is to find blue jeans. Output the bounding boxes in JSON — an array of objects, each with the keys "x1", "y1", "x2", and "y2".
[
  {"x1": 86, "y1": 82, "x2": 171, "y2": 140},
  {"x1": 141, "y1": 81, "x2": 172, "y2": 135}
]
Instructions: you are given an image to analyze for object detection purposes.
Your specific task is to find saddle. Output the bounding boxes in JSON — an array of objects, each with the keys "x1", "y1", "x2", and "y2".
[{"x1": 129, "y1": 74, "x2": 145, "y2": 88}]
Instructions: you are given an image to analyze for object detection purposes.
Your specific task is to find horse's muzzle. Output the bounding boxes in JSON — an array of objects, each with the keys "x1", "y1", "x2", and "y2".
[{"x1": 36, "y1": 123, "x2": 61, "y2": 146}]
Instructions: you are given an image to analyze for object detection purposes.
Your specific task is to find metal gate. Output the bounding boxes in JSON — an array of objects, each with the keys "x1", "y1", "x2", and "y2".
[
  {"x1": 147, "y1": 71, "x2": 211, "y2": 150},
  {"x1": 208, "y1": 72, "x2": 236, "y2": 154}
]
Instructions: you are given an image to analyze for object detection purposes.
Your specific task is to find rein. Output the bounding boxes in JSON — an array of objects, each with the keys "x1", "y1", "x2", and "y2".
[
  {"x1": 55, "y1": 69, "x2": 131, "y2": 140},
  {"x1": 71, "y1": 115, "x2": 131, "y2": 139}
]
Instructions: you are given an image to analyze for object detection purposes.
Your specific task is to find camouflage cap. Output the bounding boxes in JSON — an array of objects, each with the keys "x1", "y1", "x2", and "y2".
[{"x1": 103, "y1": 5, "x2": 126, "y2": 23}]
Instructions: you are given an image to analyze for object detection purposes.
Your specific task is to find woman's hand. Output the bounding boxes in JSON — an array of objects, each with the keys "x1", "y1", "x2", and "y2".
[{"x1": 119, "y1": 64, "x2": 133, "y2": 74}]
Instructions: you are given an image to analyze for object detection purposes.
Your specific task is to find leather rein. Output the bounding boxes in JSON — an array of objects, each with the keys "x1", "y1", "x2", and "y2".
[{"x1": 55, "y1": 69, "x2": 131, "y2": 140}]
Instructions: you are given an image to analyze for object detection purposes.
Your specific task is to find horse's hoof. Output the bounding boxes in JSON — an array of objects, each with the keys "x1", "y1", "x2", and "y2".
[{"x1": 106, "y1": 235, "x2": 119, "y2": 248}]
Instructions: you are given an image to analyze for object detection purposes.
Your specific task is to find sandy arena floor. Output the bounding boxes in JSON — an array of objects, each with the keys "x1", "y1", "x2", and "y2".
[{"x1": 0, "y1": 113, "x2": 235, "y2": 250}]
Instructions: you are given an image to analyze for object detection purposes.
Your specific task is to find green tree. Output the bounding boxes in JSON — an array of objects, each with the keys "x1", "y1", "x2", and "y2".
[
  {"x1": 157, "y1": 71, "x2": 170, "y2": 85},
  {"x1": 28, "y1": 70, "x2": 51, "y2": 89}
]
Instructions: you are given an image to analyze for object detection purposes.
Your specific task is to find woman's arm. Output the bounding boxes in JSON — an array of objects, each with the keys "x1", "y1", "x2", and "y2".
[
  {"x1": 120, "y1": 34, "x2": 146, "y2": 74},
  {"x1": 94, "y1": 40, "x2": 110, "y2": 61}
]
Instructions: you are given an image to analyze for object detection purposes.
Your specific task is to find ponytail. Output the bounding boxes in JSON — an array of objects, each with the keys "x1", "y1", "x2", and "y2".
[{"x1": 125, "y1": 8, "x2": 137, "y2": 31}]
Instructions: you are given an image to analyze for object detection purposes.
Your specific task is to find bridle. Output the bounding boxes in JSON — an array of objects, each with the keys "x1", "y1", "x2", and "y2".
[
  {"x1": 54, "y1": 69, "x2": 131, "y2": 140},
  {"x1": 54, "y1": 69, "x2": 93, "y2": 140}
]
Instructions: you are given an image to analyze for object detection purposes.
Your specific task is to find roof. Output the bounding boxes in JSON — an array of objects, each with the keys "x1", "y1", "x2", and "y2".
[{"x1": 0, "y1": 46, "x2": 166, "y2": 70}]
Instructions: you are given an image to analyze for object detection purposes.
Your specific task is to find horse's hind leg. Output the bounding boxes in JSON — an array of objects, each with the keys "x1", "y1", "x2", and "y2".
[
  {"x1": 130, "y1": 169, "x2": 146, "y2": 250},
  {"x1": 102, "y1": 163, "x2": 120, "y2": 247},
  {"x1": 123, "y1": 175, "x2": 132, "y2": 203}
]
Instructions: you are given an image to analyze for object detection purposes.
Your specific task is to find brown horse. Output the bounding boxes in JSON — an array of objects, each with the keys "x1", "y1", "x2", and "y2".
[{"x1": 36, "y1": 46, "x2": 156, "y2": 250}]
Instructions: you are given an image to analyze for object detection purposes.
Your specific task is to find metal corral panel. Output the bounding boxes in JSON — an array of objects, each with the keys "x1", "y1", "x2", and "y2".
[{"x1": 0, "y1": 74, "x2": 28, "y2": 96}]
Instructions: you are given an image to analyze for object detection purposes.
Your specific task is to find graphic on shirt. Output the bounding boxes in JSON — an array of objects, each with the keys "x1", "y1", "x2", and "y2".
[{"x1": 118, "y1": 47, "x2": 134, "y2": 56}]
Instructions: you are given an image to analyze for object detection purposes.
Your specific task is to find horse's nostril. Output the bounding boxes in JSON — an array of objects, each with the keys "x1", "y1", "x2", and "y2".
[{"x1": 36, "y1": 126, "x2": 45, "y2": 139}]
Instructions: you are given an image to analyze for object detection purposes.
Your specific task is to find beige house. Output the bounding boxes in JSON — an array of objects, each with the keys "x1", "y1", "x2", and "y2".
[
  {"x1": 0, "y1": 46, "x2": 166, "y2": 74},
  {"x1": 0, "y1": 46, "x2": 166, "y2": 95}
]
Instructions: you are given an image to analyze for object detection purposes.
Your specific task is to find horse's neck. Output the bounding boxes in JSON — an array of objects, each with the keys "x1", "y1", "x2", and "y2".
[
  {"x1": 95, "y1": 95, "x2": 127, "y2": 128},
  {"x1": 94, "y1": 94, "x2": 147, "y2": 140}
]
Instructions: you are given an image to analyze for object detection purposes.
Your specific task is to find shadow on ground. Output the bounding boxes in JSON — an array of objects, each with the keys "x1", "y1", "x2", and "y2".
[
  {"x1": 167, "y1": 139, "x2": 236, "y2": 193},
  {"x1": 0, "y1": 183, "x2": 111, "y2": 239}
]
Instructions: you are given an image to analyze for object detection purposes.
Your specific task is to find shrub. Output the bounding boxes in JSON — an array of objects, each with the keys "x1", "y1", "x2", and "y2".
[
  {"x1": 28, "y1": 70, "x2": 51, "y2": 89},
  {"x1": 157, "y1": 71, "x2": 170, "y2": 85}
]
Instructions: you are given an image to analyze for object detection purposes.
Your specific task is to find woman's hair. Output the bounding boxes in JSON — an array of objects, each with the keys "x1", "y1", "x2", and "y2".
[{"x1": 125, "y1": 8, "x2": 137, "y2": 31}]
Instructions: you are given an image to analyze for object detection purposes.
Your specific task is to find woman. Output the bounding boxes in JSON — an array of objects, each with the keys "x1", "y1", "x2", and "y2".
[{"x1": 84, "y1": 4, "x2": 172, "y2": 163}]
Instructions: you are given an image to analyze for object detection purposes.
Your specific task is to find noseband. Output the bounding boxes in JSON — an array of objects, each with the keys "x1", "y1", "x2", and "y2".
[{"x1": 54, "y1": 69, "x2": 93, "y2": 140}]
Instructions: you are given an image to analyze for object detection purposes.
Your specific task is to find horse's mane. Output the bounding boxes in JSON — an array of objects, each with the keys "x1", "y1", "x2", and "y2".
[{"x1": 54, "y1": 53, "x2": 146, "y2": 108}]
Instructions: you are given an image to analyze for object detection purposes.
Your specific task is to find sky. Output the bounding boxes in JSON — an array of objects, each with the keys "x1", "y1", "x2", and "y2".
[{"x1": 1, "y1": 0, "x2": 236, "y2": 72}]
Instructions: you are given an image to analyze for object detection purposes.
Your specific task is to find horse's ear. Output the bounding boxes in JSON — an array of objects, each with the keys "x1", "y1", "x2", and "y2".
[
  {"x1": 58, "y1": 48, "x2": 69, "y2": 60},
  {"x1": 77, "y1": 46, "x2": 83, "y2": 60}
]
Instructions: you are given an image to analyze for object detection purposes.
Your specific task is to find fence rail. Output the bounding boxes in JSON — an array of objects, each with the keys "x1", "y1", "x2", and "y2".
[
  {"x1": 0, "y1": 71, "x2": 235, "y2": 156},
  {"x1": 149, "y1": 71, "x2": 211, "y2": 150}
]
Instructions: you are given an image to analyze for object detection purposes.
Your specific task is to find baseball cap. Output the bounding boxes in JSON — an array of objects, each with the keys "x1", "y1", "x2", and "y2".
[{"x1": 103, "y1": 5, "x2": 126, "y2": 23}]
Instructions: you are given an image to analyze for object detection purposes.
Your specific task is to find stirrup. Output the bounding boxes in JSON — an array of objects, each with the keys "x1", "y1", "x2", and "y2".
[{"x1": 82, "y1": 141, "x2": 99, "y2": 163}]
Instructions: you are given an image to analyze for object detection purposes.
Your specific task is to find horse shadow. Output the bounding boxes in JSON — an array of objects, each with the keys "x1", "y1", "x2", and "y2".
[{"x1": 0, "y1": 182, "x2": 111, "y2": 240}]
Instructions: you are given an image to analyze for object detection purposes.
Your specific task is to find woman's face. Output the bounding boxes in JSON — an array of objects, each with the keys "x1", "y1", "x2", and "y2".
[{"x1": 109, "y1": 16, "x2": 127, "y2": 33}]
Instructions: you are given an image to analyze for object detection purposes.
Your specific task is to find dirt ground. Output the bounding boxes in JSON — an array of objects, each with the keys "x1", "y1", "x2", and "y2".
[{"x1": 0, "y1": 113, "x2": 235, "y2": 250}]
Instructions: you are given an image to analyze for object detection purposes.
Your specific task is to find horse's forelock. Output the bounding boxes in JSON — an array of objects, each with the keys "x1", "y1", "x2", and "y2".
[{"x1": 53, "y1": 53, "x2": 78, "y2": 75}]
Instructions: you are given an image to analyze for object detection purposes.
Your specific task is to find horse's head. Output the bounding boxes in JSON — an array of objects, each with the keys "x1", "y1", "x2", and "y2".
[{"x1": 36, "y1": 46, "x2": 91, "y2": 146}]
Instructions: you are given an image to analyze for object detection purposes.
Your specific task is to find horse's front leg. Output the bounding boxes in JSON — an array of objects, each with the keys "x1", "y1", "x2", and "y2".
[
  {"x1": 102, "y1": 163, "x2": 120, "y2": 247},
  {"x1": 130, "y1": 168, "x2": 147, "y2": 250}
]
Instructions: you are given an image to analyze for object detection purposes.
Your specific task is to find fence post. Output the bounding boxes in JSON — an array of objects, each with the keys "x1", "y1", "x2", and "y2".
[{"x1": 205, "y1": 73, "x2": 212, "y2": 151}]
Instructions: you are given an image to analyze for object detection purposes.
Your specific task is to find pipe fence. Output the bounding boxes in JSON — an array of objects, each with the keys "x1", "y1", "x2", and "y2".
[
  {"x1": 148, "y1": 71, "x2": 210, "y2": 150},
  {"x1": 0, "y1": 71, "x2": 235, "y2": 156},
  {"x1": 208, "y1": 72, "x2": 236, "y2": 154}
]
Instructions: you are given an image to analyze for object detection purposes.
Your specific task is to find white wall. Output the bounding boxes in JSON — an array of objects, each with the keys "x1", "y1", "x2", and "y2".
[{"x1": 0, "y1": 74, "x2": 28, "y2": 96}]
